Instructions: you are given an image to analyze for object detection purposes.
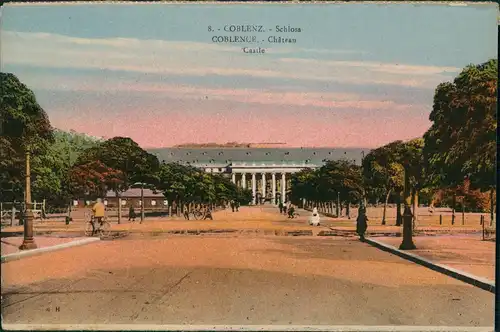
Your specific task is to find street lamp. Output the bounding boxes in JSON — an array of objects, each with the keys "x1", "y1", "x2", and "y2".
[
  {"x1": 399, "y1": 164, "x2": 416, "y2": 250},
  {"x1": 19, "y1": 150, "x2": 37, "y2": 250}
]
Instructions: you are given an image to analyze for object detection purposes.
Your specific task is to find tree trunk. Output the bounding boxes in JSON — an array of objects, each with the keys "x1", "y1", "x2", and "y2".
[
  {"x1": 382, "y1": 189, "x2": 391, "y2": 225},
  {"x1": 395, "y1": 193, "x2": 402, "y2": 226},
  {"x1": 346, "y1": 202, "x2": 350, "y2": 219},
  {"x1": 411, "y1": 188, "x2": 419, "y2": 229},
  {"x1": 451, "y1": 193, "x2": 456, "y2": 225},
  {"x1": 337, "y1": 194, "x2": 341, "y2": 217},
  {"x1": 117, "y1": 195, "x2": 122, "y2": 224},
  {"x1": 490, "y1": 188, "x2": 494, "y2": 226}
]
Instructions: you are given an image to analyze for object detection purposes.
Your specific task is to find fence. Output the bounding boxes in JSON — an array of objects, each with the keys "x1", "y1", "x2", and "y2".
[
  {"x1": 480, "y1": 215, "x2": 496, "y2": 241},
  {"x1": 0, "y1": 200, "x2": 46, "y2": 226}
]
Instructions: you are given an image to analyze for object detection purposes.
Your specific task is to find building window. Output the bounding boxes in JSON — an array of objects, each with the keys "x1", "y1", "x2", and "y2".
[{"x1": 219, "y1": 168, "x2": 223, "y2": 172}]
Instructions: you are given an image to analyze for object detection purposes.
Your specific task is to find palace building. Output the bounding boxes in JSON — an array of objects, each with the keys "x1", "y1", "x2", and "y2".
[{"x1": 149, "y1": 147, "x2": 368, "y2": 205}]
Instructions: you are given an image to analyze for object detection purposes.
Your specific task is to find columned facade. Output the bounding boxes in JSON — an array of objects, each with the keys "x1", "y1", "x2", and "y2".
[
  {"x1": 271, "y1": 173, "x2": 276, "y2": 204},
  {"x1": 242, "y1": 173, "x2": 247, "y2": 189},
  {"x1": 226, "y1": 161, "x2": 321, "y2": 205}
]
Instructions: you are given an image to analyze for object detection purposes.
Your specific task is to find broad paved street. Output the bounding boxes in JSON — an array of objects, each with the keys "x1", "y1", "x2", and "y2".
[{"x1": 2, "y1": 231, "x2": 494, "y2": 327}]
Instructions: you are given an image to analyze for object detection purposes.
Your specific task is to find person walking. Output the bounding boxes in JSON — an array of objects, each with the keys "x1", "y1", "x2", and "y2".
[
  {"x1": 288, "y1": 204, "x2": 296, "y2": 219},
  {"x1": 309, "y1": 207, "x2": 320, "y2": 226},
  {"x1": 278, "y1": 201, "x2": 284, "y2": 214},
  {"x1": 283, "y1": 202, "x2": 288, "y2": 215},
  {"x1": 204, "y1": 205, "x2": 213, "y2": 220},
  {"x1": 356, "y1": 202, "x2": 368, "y2": 241},
  {"x1": 128, "y1": 205, "x2": 136, "y2": 222},
  {"x1": 230, "y1": 200, "x2": 235, "y2": 212}
]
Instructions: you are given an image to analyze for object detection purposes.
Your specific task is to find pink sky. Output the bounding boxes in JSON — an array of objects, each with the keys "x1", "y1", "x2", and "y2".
[{"x1": 48, "y1": 96, "x2": 430, "y2": 148}]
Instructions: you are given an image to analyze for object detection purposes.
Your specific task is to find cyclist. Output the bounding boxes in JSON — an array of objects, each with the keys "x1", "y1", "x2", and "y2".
[{"x1": 91, "y1": 198, "x2": 106, "y2": 233}]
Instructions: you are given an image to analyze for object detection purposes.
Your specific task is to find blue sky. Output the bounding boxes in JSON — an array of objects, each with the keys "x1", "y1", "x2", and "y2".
[{"x1": 1, "y1": 3, "x2": 497, "y2": 147}]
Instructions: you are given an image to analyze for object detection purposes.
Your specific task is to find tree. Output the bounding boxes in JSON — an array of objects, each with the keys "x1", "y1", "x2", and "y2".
[
  {"x1": 363, "y1": 142, "x2": 404, "y2": 225},
  {"x1": 289, "y1": 160, "x2": 363, "y2": 218},
  {"x1": 0, "y1": 73, "x2": 54, "y2": 202},
  {"x1": 69, "y1": 161, "x2": 125, "y2": 200},
  {"x1": 398, "y1": 138, "x2": 425, "y2": 228},
  {"x1": 289, "y1": 168, "x2": 318, "y2": 205},
  {"x1": 75, "y1": 137, "x2": 160, "y2": 222},
  {"x1": 424, "y1": 59, "x2": 497, "y2": 224}
]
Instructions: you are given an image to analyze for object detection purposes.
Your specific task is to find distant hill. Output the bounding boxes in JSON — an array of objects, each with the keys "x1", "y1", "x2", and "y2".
[
  {"x1": 51, "y1": 129, "x2": 103, "y2": 164},
  {"x1": 173, "y1": 142, "x2": 287, "y2": 148}
]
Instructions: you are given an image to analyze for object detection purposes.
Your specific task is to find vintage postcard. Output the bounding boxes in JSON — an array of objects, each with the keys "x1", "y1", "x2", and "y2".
[{"x1": 0, "y1": 1, "x2": 497, "y2": 331}]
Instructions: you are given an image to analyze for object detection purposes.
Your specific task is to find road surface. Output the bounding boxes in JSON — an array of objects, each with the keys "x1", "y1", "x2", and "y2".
[{"x1": 1, "y1": 235, "x2": 494, "y2": 327}]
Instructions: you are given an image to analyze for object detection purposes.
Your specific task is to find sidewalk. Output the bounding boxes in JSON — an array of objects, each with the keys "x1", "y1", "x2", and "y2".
[
  {"x1": 371, "y1": 235, "x2": 496, "y2": 281},
  {"x1": 1, "y1": 236, "x2": 99, "y2": 262}
]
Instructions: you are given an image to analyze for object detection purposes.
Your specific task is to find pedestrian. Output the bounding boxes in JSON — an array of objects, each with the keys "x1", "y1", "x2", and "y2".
[
  {"x1": 283, "y1": 202, "x2": 288, "y2": 215},
  {"x1": 309, "y1": 207, "x2": 320, "y2": 226},
  {"x1": 278, "y1": 201, "x2": 284, "y2": 214},
  {"x1": 356, "y1": 202, "x2": 368, "y2": 241},
  {"x1": 288, "y1": 204, "x2": 295, "y2": 219},
  {"x1": 235, "y1": 201, "x2": 240, "y2": 212},
  {"x1": 230, "y1": 200, "x2": 235, "y2": 212},
  {"x1": 204, "y1": 205, "x2": 213, "y2": 220},
  {"x1": 128, "y1": 205, "x2": 136, "y2": 222}
]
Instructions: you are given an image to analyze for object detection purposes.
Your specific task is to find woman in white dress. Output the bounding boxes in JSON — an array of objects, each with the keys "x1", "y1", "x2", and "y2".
[{"x1": 309, "y1": 207, "x2": 321, "y2": 226}]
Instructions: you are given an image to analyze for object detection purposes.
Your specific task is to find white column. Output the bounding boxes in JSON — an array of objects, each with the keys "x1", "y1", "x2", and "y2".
[
  {"x1": 281, "y1": 173, "x2": 286, "y2": 203},
  {"x1": 261, "y1": 173, "x2": 266, "y2": 204},
  {"x1": 242, "y1": 173, "x2": 247, "y2": 189},
  {"x1": 232, "y1": 173, "x2": 236, "y2": 184},
  {"x1": 251, "y1": 173, "x2": 257, "y2": 204},
  {"x1": 271, "y1": 173, "x2": 276, "y2": 205}
]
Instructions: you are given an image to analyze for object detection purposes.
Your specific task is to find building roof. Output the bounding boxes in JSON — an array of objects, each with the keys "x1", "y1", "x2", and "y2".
[
  {"x1": 148, "y1": 147, "x2": 369, "y2": 166},
  {"x1": 106, "y1": 188, "x2": 165, "y2": 198}
]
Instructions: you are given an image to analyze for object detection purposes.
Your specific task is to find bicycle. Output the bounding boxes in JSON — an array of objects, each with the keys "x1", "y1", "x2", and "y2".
[
  {"x1": 190, "y1": 209, "x2": 204, "y2": 220},
  {"x1": 84, "y1": 214, "x2": 111, "y2": 237}
]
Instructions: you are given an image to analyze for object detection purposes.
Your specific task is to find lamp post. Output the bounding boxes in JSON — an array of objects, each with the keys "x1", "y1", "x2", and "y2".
[
  {"x1": 19, "y1": 150, "x2": 37, "y2": 250},
  {"x1": 361, "y1": 151, "x2": 367, "y2": 208},
  {"x1": 399, "y1": 165, "x2": 416, "y2": 250}
]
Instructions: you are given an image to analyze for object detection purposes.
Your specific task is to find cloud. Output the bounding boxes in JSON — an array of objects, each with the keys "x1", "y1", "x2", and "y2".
[
  {"x1": 3, "y1": 31, "x2": 457, "y2": 88},
  {"x1": 24, "y1": 73, "x2": 423, "y2": 112}
]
